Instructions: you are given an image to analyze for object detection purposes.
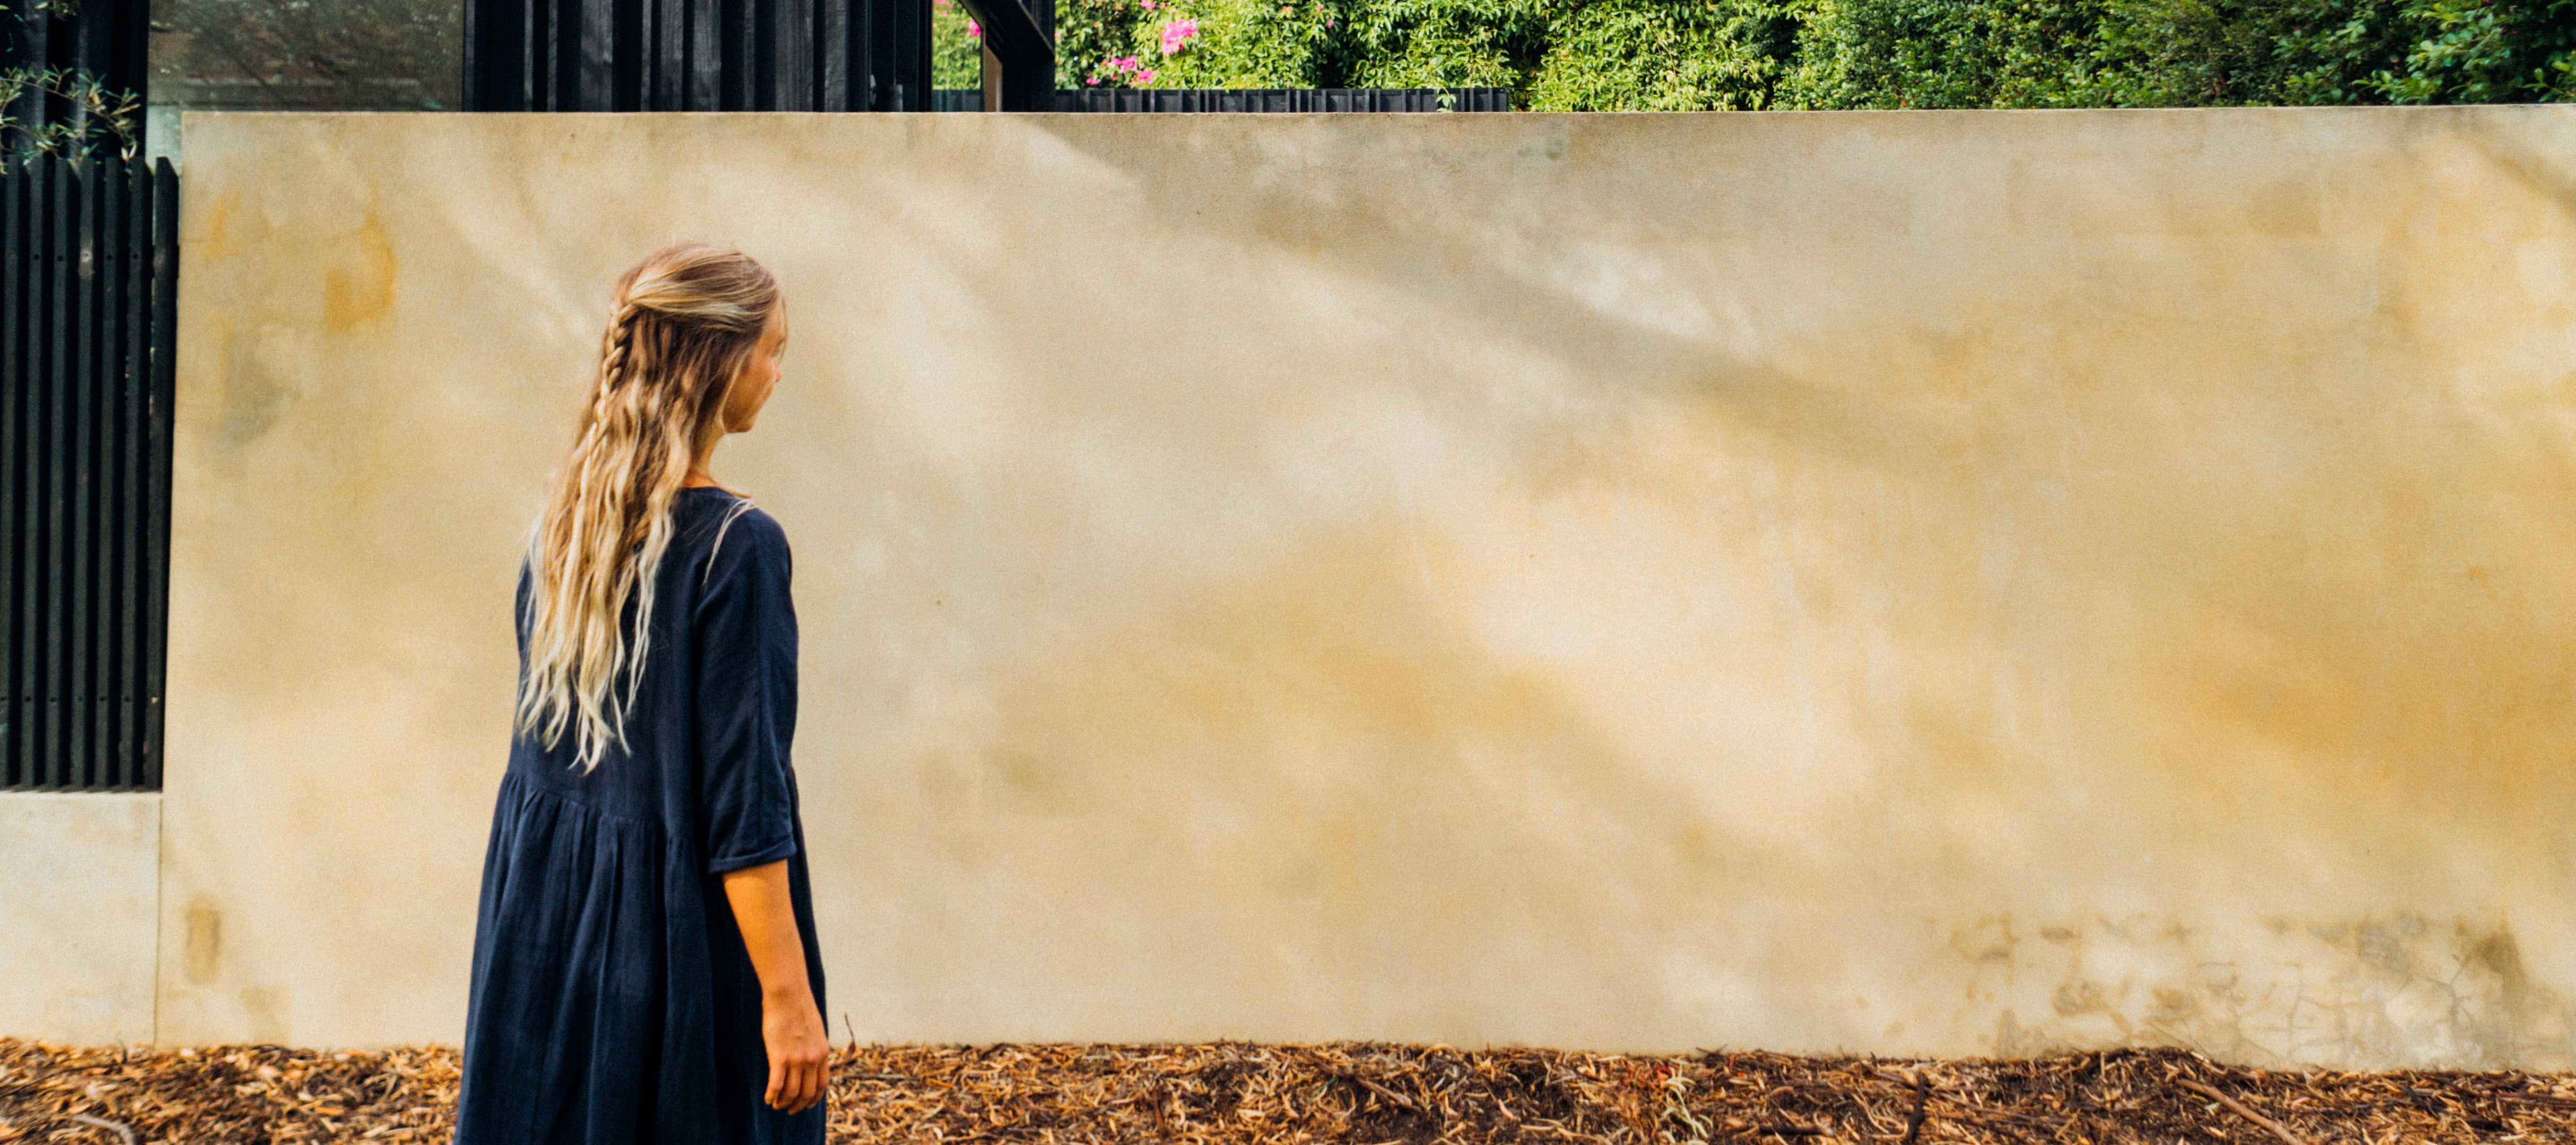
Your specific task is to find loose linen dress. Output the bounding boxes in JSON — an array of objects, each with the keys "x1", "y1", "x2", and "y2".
[{"x1": 456, "y1": 487, "x2": 824, "y2": 1145}]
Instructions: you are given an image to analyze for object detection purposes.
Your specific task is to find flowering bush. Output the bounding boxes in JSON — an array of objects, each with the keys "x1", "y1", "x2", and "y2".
[
  {"x1": 1094, "y1": 54, "x2": 1161, "y2": 83},
  {"x1": 931, "y1": 0, "x2": 981, "y2": 88},
  {"x1": 965, "y1": 0, "x2": 2576, "y2": 107}
]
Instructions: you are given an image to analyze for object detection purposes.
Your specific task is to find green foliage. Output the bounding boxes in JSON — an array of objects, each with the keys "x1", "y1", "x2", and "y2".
[
  {"x1": 1781, "y1": 0, "x2": 2576, "y2": 108},
  {"x1": 1336, "y1": 0, "x2": 1550, "y2": 89},
  {"x1": 0, "y1": 67, "x2": 138, "y2": 158},
  {"x1": 1777, "y1": 0, "x2": 2353, "y2": 108},
  {"x1": 1030, "y1": 0, "x2": 2576, "y2": 108},
  {"x1": 1059, "y1": 0, "x2": 1541, "y2": 91},
  {"x1": 1056, "y1": 0, "x2": 1152, "y2": 87},
  {"x1": 2075, "y1": 1, "x2": 2428, "y2": 107},
  {"x1": 1121, "y1": 0, "x2": 1339, "y2": 89},
  {"x1": 0, "y1": 0, "x2": 142, "y2": 158},
  {"x1": 934, "y1": 0, "x2": 983, "y2": 89},
  {"x1": 2375, "y1": 0, "x2": 2576, "y2": 102},
  {"x1": 1780, "y1": 0, "x2": 2105, "y2": 108},
  {"x1": 1526, "y1": 1, "x2": 1810, "y2": 110}
]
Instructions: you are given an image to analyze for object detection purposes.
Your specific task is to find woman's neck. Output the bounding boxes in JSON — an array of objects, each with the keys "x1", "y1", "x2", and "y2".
[
  {"x1": 683, "y1": 439, "x2": 721, "y2": 488},
  {"x1": 685, "y1": 427, "x2": 726, "y2": 484}
]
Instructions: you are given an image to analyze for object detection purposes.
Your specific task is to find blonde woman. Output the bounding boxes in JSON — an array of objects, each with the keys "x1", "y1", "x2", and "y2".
[{"x1": 455, "y1": 241, "x2": 828, "y2": 1144}]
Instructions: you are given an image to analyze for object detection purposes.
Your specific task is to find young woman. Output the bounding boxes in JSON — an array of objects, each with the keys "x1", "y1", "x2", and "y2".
[{"x1": 455, "y1": 241, "x2": 830, "y2": 1144}]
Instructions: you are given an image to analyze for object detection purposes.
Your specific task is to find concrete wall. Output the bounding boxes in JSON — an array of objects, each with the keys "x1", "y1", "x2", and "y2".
[
  {"x1": 0, "y1": 794, "x2": 159, "y2": 1043},
  {"x1": 161, "y1": 107, "x2": 2576, "y2": 1067}
]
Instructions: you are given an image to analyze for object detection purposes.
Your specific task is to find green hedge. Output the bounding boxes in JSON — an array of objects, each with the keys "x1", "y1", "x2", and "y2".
[
  {"x1": 935, "y1": 0, "x2": 982, "y2": 89},
  {"x1": 1000, "y1": 0, "x2": 2576, "y2": 109}
]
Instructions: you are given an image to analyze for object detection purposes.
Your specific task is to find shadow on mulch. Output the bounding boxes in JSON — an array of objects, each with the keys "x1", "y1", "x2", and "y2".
[{"x1": 4, "y1": 1036, "x2": 2568, "y2": 1142}]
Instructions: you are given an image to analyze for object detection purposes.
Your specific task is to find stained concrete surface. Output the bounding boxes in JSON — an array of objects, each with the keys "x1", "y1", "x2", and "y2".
[
  {"x1": 159, "y1": 108, "x2": 2576, "y2": 1066},
  {"x1": 0, "y1": 793, "x2": 158, "y2": 1043}
]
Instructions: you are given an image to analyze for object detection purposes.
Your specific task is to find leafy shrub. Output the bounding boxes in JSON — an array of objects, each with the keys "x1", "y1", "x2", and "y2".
[
  {"x1": 1056, "y1": 0, "x2": 1538, "y2": 90},
  {"x1": 934, "y1": 0, "x2": 984, "y2": 89},
  {"x1": 1335, "y1": 0, "x2": 1551, "y2": 89},
  {"x1": 1780, "y1": 0, "x2": 2109, "y2": 108},
  {"x1": 2372, "y1": 0, "x2": 2576, "y2": 102},
  {"x1": 1781, "y1": 0, "x2": 2576, "y2": 108},
  {"x1": 1526, "y1": 1, "x2": 1810, "y2": 110},
  {"x1": 977, "y1": 0, "x2": 2576, "y2": 107},
  {"x1": 1111, "y1": 0, "x2": 1340, "y2": 88}
]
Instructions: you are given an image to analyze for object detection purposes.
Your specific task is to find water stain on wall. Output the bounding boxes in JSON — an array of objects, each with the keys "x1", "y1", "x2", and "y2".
[
  {"x1": 212, "y1": 322, "x2": 304, "y2": 448},
  {"x1": 183, "y1": 899, "x2": 220, "y2": 985},
  {"x1": 238, "y1": 986, "x2": 291, "y2": 1046},
  {"x1": 323, "y1": 207, "x2": 396, "y2": 331},
  {"x1": 1965, "y1": 912, "x2": 2573, "y2": 1069}
]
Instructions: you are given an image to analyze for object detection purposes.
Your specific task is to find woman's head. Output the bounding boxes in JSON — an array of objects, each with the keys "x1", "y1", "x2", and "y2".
[
  {"x1": 517, "y1": 240, "x2": 785, "y2": 771},
  {"x1": 598, "y1": 241, "x2": 784, "y2": 454}
]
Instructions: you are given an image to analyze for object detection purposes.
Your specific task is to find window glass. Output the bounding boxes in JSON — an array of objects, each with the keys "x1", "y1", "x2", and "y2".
[{"x1": 149, "y1": 0, "x2": 462, "y2": 111}]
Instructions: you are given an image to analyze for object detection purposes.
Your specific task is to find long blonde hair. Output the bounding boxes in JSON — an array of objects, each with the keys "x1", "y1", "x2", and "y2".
[{"x1": 517, "y1": 241, "x2": 781, "y2": 772}]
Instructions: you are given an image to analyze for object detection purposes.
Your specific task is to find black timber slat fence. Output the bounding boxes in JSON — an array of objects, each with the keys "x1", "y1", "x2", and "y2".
[
  {"x1": 0, "y1": 153, "x2": 176, "y2": 792},
  {"x1": 1044, "y1": 87, "x2": 1512, "y2": 113},
  {"x1": 467, "y1": 0, "x2": 936, "y2": 111},
  {"x1": 931, "y1": 87, "x2": 1512, "y2": 112}
]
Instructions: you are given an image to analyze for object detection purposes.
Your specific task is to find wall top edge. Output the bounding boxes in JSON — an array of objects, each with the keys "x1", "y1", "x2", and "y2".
[{"x1": 0, "y1": 791, "x2": 164, "y2": 801}]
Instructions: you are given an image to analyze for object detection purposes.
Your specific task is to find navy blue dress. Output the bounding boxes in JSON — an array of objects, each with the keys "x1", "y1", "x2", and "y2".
[{"x1": 456, "y1": 487, "x2": 824, "y2": 1145}]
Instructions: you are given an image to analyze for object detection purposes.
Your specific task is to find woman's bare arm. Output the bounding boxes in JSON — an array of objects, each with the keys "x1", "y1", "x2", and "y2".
[{"x1": 719, "y1": 860, "x2": 830, "y2": 1114}]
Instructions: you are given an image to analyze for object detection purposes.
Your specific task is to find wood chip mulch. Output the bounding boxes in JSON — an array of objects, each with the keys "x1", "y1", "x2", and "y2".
[{"x1": 5, "y1": 1036, "x2": 2573, "y2": 1143}]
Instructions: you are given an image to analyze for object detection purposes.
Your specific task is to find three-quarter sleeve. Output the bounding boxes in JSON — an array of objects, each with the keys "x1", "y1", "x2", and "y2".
[{"x1": 691, "y1": 507, "x2": 801, "y2": 875}]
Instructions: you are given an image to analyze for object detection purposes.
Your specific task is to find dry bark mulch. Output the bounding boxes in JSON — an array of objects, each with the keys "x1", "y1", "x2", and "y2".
[{"x1": 6, "y1": 1036, "x2": 2574, "y2": 1143}]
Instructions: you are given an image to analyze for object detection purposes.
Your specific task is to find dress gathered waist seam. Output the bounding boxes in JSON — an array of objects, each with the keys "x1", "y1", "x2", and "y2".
[{"x1": 496, "y1": 767, "x2": 681, "y2": 845}]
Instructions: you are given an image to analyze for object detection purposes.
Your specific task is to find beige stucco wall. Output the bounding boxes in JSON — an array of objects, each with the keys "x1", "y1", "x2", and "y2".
[
  {"x1": 162, "y1": 107, "x2": 2576, "y2": 1067},
  {"x1": 1, "y1": 793, "x2": 158, "y2": 1043}
]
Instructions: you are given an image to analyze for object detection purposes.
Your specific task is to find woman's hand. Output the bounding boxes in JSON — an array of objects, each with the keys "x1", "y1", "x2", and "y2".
[
  {"x1": 758, "y1": 988, "x2": 832, "y2": 1114},
  {"x1": 720, "y1": 859, "x2": 831, "y2": 1115}
]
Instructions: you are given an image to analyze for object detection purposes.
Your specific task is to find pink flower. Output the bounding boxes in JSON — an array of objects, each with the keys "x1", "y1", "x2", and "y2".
[
  {"x1": 1160, "y1": 18, "x2": 1199, "y2": 54},
  {"x1": 964, "y1": 19, "x2": 980, "y2": 36},
  {"x1": 1111, "y1": 55, "x2": 1140, "y2": 72},
  {"x1": 1137, "y1": 68, "x2": 1157, "y2": 83},
  {"x1": 1086, "y1": 76, "x2": 1100, "y2": 85},
  {"x1": 1141, "y1": 1, "x2": 1156, "y2": 8}
]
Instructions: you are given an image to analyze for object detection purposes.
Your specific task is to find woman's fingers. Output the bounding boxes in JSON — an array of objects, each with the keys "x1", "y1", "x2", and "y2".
[
  {"x1": 787, "y1": 1057, "x2": 814, "y2": 1113},
  {"x1": 768, "y1": 1043, "x2": 827, "y2": 1113},
  {"x1": 754, "y1": 986, "x2": 833, "y2": 1113},
  {"x1": 768, "y1": 1055, "x2": 805, "y2": 1112},
  {"x1": 799, "y1": 1056, "x2": 827, "y2": 1113}
]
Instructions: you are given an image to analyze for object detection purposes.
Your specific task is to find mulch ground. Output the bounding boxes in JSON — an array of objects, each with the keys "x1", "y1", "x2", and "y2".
[{"x1": 5, "y1": 1037, "x2": 2572, "y2": 1143}]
